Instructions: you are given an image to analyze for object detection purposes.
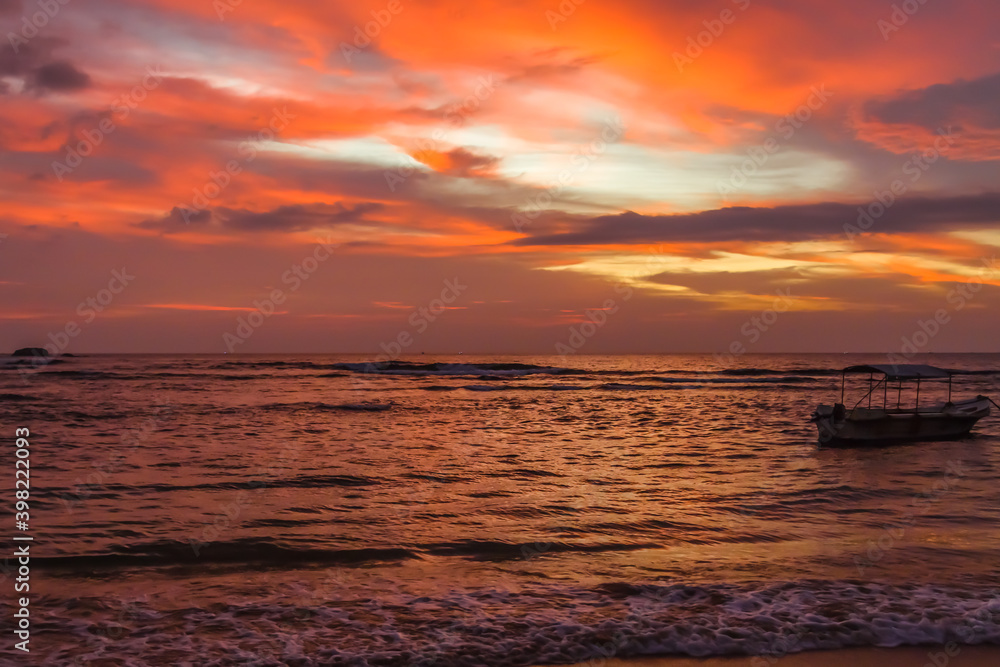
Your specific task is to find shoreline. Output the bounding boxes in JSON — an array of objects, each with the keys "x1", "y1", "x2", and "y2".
[{"x1": 537, "y1": 645, "x2": 1000, "y2": 667}]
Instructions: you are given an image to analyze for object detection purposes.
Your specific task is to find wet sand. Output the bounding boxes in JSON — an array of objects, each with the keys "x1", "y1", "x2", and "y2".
[{"x1": 540, "y1": 645, "x2": 1000, "y2": 667}]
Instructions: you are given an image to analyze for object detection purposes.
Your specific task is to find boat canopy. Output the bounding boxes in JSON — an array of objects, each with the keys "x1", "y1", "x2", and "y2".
[{"x1": 842, "y1": 364, "x2": 952, "y2": 380}]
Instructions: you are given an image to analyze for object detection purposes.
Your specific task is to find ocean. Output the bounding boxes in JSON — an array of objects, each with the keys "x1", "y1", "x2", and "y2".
[{"x1": 3, "y1": 353, "x2": 1000, "y2": 666}]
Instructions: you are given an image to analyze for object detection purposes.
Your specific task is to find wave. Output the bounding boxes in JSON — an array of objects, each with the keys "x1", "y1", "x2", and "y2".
[
  {"x1": 333, "y1": 361, "x2": 831, "y2": 379},
  {"x1": 599, "y1": 382, "x2": 664, "y2": 390},
  {"x1": 721, "y1": 367, "x2": 840, "y2": 376},
  {"x1": 53, "y1": 370, "x2": 324, "y2": 381},
  {"x1": 208, "y1": 360, "x2": 341, "y2": 371},
  {"x1": 28, "y1": 368, "x2": 111, "y2": 378},
  {"x1": 11, "y1": 360, "x2": 881, "y2": 386},
  {"x1": 326, "y1": 401, "x2": 394, "y2": 411},
  {"x1": 33, "y1": 538, "x2": 664, "y2": 572},
  {"x1": 35, "y1": 579, "x2": 1000, "y2": 665},
  {"x1": 320, "y1": 361, "x2": 846, "y2": 384},
  {"x1": 141, "y1": 372, "x2": 309, "y2": 381},
  {"x1": 38, "y1": 473, "x2": 381, "y2": 502},
  {"x1": 33, "y1": 532, "x2": 811, "y2": 574},
  {"x1": 332, "y1": 361, "x2": 574, "y2": 376},
  {"x1": 248, "y1": 401, "x2": 395, "y2": 413},
  {"x1": 0, "y1": 357, "x2": 66, "y2": 368},
  {"x1": 653, "y1": 375, "x2": 818, "y2": 384},
  {"x1": 418, "y1": 539, "x2": 659, "y2": 560},
  {"x1": 35, "y1": 540, "x2": 415, "y2": 570},
  {"x1": 416, "y1": 382, "x2": 825, "y2": 393}
]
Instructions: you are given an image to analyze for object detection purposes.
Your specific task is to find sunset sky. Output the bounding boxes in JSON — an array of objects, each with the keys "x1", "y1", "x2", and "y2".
[{"x1": 2, "y1": 0, "x2": 999, "y2": 354}]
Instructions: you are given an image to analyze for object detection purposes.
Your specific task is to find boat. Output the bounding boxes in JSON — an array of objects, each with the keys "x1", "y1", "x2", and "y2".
[
  {"x1": 332, "y1": 401, "x2": 394, "y2": 412},
  {"x1": 810, "y1": 364, "x2": 994, "y2": 446}
]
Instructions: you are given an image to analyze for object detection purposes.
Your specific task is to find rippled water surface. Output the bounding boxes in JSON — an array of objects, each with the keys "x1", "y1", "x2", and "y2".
[{"x1": 3, "y1": 354, "x2": 1000, "y2": 665}]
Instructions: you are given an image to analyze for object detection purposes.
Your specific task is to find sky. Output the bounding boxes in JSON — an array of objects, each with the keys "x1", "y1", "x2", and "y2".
[{"x1": 1, "y1": 0, "x2": 999, "y2": 354}]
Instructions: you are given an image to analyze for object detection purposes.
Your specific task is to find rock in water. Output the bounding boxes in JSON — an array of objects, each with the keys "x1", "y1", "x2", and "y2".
[{"x1": 12, "y1": 347, "x2": 49, "y2": 357}]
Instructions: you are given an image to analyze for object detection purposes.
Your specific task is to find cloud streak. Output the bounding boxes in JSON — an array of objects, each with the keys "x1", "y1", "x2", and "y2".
[
  {"x1": 139, "y1": 202, "x2": 385, "y2": 234},
  {"x1": 512, "y1": 194, "x2": 1000, "y2": 246}
]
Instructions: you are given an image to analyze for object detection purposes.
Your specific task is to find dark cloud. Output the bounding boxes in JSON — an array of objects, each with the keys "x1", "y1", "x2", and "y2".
[
  {"x1": 140, "y1": 206, "x2": 214, "y2": 230},
  {"x1": 511, "y1": 193, "x2": 1000, "y2": 247},
  {"x1": 325, "y1": 40, "x2": 403, "y2": 74},
  {"x1": 0, "y1": 36, "x2": 61, "y2": 76},
  {"x1": 0, "y1": 38, "x2": 91, "y2": 94},
  {"x1": 28, "y1": 60, "x2": 92, "y2": 91},
  {"x1": 0, "y1": 0, "x2": 21, "y2": 15},
  {"x1": 138, "y1": 202, "x2": 384, "y2": 234},
  {"x1": 220, "y1": 202, "x2": 383, "y2": 231},
  {"x1": 863, "y1": 72, "x2": 1000, "y2": 130}
]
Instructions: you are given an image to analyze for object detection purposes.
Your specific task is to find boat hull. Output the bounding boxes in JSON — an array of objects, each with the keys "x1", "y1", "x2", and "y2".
[{"x1": 814, "y1": 397, "x2": 990, "y2": 447}]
